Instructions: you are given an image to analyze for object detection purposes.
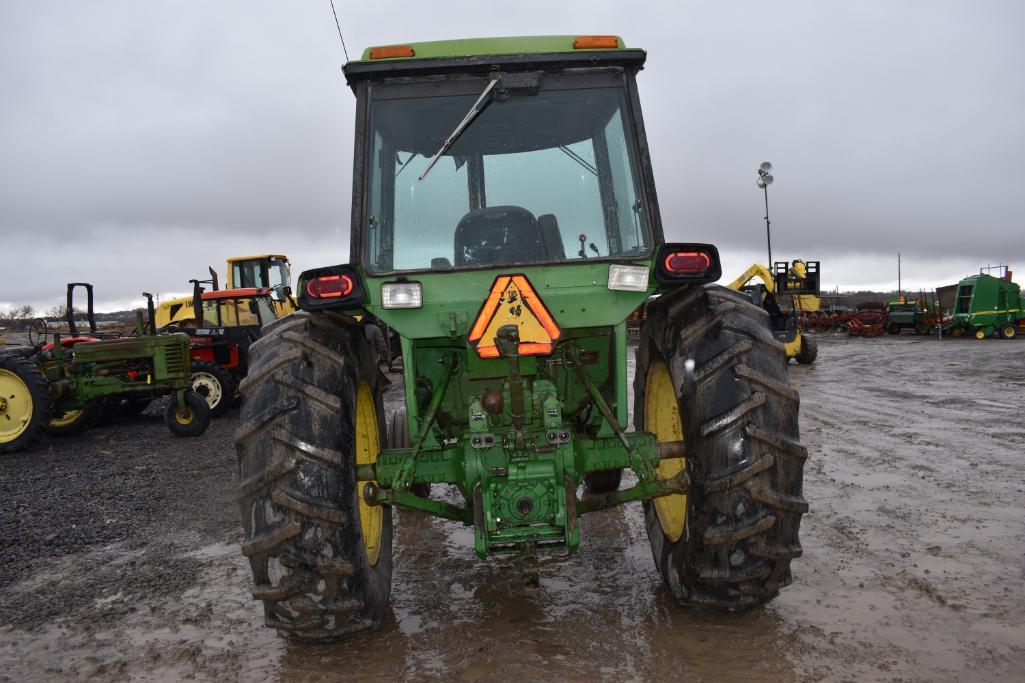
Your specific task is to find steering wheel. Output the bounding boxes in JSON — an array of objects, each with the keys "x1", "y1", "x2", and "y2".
[
  {"x1": 28, "y1": 318, "x2": 49, "y2": 348},
  {"x1": 159, "y1": 322, "x2": 187, "y2": 334}
]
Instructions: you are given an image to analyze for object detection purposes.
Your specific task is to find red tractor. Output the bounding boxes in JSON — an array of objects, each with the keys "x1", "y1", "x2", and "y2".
[{"x1": 158, "y1": 282, "x2": 280, "y2": 416}]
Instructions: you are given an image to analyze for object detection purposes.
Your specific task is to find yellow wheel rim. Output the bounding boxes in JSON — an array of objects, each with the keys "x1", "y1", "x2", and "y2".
[
  {"x1": 49, "y1": 409, "x2": 84, "y2": 429},
  {"x1": 975, "y1": 329, "x2": 986, "y2": 340},
  {"x1": 176, "y1": 407, "x2": 194, "y2": 425},
  {"x1": 645, "y1": 361, "x2": 687, "y2": 542},
  {"x1": 0, "y1": 369, "x2": 34, "y2": 443},
  {"x1": 355, "y1": 381, "x2": 383, "y2": 565}
]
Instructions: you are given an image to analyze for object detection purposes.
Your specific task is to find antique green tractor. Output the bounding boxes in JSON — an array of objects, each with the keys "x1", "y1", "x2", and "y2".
[
  {"x1": 236, "y1": 35, "x2": 807, "y2": 641},
  {"x1": 0, "y1": 283, "x2": 211, "y2": 454}
]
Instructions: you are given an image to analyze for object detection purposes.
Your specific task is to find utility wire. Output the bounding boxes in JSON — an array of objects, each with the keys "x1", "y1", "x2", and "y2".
[{"x1": 328, "y1": 0, "x2": 350, "y2": 61}]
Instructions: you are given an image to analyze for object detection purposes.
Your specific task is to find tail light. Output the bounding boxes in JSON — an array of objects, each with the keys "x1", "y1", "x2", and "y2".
[
  {"x1": 655, "y1": 243, "x2": 721, "y2": 285},
  {"x1": 664, "y1": 251, "x2": 711, "y2": 275},
  {"x1": 297, "y1": 265, "x2": 365, "y2": 312},
  {"x1": 306, "y1": 274, "x2": 353, "y2": 299}
]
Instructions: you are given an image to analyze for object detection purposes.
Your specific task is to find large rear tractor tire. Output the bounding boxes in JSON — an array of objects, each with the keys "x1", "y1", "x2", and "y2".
[
  {"x1": 795, "y1": 336, "x2": 818, "y2": 365},
  {"x1": 999, "y1": 324, "x2": 1016, "y2": 339},
  {"x1": 0, "y1": 355, "x2": 52, "y2": 454},
  {"x1": 636, "y1": 284, "x2": 806, "y2": 609},
  {"x1": 190, "y1": 360, "x2": 235, "y2": 417},
  {"x1": 236, "y1": 311, "x2": 392, "y2": 641}
]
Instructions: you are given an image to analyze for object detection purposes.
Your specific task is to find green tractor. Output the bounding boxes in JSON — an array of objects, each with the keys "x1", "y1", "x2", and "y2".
[
  {"x1": 885, "y1": 299, "x2": 942, "y2": 335},
  {"x1": 236, "y1": 35, "x2": 807, "y2": 641},
  {"x1": 0, "y1": 283, "x2": 211, "y2": 454},
  {"x1": 946, "y1": 272, "x2": 1024, "y2": 339}
]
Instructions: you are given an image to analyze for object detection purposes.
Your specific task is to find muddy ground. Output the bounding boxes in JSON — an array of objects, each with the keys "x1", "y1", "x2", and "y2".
[{"x1": 1, "y1": 334, "x2": 1023, "y2": 681}]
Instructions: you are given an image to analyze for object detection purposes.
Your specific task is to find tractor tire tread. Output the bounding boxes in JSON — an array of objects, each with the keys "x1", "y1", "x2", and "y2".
[
  {"x1": 735, "y1": 364, "x2": 800, "y2": 403},
  {"x1": 271, "y1": 428, "x2": 345, "y2": 467},
  {"x1": 237, "y1": 348, "x2": 305, "y2": 395},
  {"x1": 704, "y1": 454, "x2": 775, "y2": 492},
  {"x1": 703, "y1": 514, "x2": 777, "y2": 546},
  {"x1": 694, "y1": 340, "x2": 754, "y2": 384}
]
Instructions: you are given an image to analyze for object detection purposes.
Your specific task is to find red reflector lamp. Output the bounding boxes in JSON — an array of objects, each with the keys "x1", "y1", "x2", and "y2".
[
  {"x1": 369, "y1": 45, "x2": 416, "y2": 59},
  {"x1": 655, "y1": 243, "x2": 721, "y2": 285},
  {"x1": 664, "y1": 251, "x2": 711, "y2": 275},
  {"x1": 306, "y1": 274, "x2": 353, "y2": 299},
  {"x1": 297, "y1": 264, "x2": 365, "y2": 312}
]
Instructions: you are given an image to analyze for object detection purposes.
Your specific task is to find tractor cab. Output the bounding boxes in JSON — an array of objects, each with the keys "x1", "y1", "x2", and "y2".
[{"x1": 226, "y1": 254, "x2": 296, "y2": 317}]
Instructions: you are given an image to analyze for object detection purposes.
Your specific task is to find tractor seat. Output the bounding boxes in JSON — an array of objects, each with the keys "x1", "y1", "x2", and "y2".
[{"x1": 454, "y1": 206, "x2": 545, "y2": 267}]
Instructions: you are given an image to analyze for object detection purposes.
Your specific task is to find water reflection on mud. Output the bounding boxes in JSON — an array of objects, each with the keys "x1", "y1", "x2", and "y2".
[{"x1": 278, "y1": 499, "x2": 798, "y2": 681}]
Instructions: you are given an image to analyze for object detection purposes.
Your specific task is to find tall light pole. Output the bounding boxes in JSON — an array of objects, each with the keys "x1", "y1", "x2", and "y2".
[
  {"x1": 756, "y1": 162, "x2": 775, "y2": 268},
  {"x1": 897, "y1": 252, "x2": 902, "y2": 300}
]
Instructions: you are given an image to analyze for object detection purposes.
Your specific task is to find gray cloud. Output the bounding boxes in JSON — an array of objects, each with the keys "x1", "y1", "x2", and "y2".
[{"x1": 2, "y1": 0, "x2": 1023, "y2": 312}]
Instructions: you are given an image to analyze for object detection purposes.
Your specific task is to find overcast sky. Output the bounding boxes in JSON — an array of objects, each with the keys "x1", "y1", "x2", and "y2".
[{"x1": 2, "y1": 1, "x2": 1023, "y2": 313}]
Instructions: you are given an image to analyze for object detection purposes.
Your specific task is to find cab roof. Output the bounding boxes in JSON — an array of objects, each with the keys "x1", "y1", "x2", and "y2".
[
  {"x1": 202, "y1": 288, "x2": 271, "y2": 300},
  {"x1": 356, "y1": 35, "x2": 628, "y2": 62},
  {"x1": 227, "y1": 255, "x2": 288, "y2": 263},
  {"x1": 343, "y1": 35, "x2": 644, "y2": 82}
]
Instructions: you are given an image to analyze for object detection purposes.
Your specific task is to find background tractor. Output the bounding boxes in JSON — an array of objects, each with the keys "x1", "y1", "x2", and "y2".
[
  {"x1": 164, "y1": 280, "x2": 280, "y2": 416},
  {"x1": 225, "y1": 254, "x2": 297, "y2": 319},
  {"x1": 884, "y1": 294, "x2": 945, "y2": 335},
  {"x1": 946, "y1": 271, "x2": 1024, "y2": 339},
  {"x1": 0, "y1": 283, "x2": 211, "y2": 454},
  {"x1": 155, "y1": 254, "x2": 296, "y2": 328},
  {"x1": 727, "y1": 260, "x2": 819, "y2": 363},
  {"x1": 235, "y1": 35, "x2": 807, "y2": 641}
]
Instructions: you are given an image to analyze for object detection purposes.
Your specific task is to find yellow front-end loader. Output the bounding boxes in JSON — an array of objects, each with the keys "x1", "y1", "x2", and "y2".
[{"x1": 728, "y1": 260, "x2": 818, "y2": 364}]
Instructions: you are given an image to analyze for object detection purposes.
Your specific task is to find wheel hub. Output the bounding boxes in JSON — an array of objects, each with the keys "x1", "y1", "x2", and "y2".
[
  {"x1": 191, "y1": 372, "x2": 222, "y2": 407},
  {"x1": 0, "y1": 369, "x2": 34, "y2": 441}
]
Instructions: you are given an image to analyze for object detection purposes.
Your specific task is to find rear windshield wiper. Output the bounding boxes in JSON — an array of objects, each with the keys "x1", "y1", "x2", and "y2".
[{"x1": 419, "y1": 78, "x2": 498, "y2": 181}]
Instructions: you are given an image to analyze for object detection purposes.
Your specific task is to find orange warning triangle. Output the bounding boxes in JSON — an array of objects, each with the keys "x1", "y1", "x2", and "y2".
[{"x1": 468, "y1": 274, "x2": 561, "y2": 358}]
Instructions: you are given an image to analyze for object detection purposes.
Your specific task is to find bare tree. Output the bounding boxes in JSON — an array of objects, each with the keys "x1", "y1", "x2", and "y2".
[{"x1": 46, "y1": 304, "x2": 86, "y2": 321}]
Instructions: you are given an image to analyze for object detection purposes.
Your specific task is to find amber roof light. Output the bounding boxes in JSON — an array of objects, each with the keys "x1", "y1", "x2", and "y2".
[
  {"x1": 369, "y1": 45, "x2": 416, "y2": 59},
  {"x1": 573, "y1": 36, "x2": 620, "y2": 50}
]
